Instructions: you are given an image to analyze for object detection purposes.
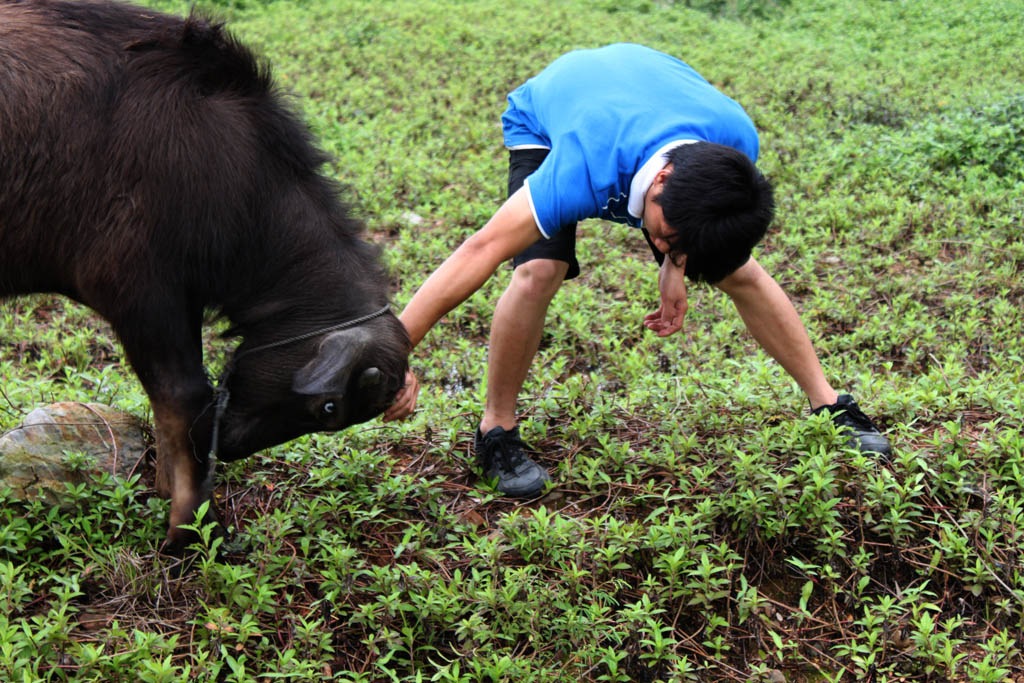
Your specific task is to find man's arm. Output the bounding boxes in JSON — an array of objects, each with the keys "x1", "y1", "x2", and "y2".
[
  {"x1": 644, "y1": 255, "x2": 688, "y2": 337},
  {"x1": 399, "y1": 186, "x2": 541, "y2": 347},
  {"x1": 383, "y1": 187, "x2": 542, "y2": 421},
  {"x1": 714, "y1": 257, "x2": 838, "y2": 409}
]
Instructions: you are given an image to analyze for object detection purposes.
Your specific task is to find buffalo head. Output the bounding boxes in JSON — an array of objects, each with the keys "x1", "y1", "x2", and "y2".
[{"x1": 214, "y1": 310, "x2": 409, "y2": 461}]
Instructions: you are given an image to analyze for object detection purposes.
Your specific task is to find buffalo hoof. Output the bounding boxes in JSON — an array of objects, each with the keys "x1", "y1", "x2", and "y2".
[{"x1": 161, "y1": 513, "x2": 228, "y2": 577}]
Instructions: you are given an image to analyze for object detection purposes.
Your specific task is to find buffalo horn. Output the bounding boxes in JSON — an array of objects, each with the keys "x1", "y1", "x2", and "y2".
[
  {"x1": 358, "y1": 366, "x2": 382, "y2": 390},
  {"x1": 291, "y1": 327, "x2": 372, "y2": 395}
]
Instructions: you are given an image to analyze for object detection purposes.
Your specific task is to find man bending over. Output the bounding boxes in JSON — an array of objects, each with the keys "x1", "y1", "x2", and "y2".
[{"x1": 386, "y1": 43, "x2": 890, "y2": 497}]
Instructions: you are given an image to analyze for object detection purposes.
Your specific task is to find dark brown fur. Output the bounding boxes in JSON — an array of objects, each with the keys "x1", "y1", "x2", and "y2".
[{"x1": 0, "y1": 0, "x2": 409, "y2": 554}]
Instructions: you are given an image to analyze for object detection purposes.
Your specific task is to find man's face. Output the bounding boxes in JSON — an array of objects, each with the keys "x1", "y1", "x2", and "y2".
[{"x1": 643, "y1": 166, "x2": 679, "y2": 255}]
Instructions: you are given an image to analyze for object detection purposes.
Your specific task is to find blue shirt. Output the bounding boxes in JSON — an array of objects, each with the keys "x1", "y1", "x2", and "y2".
[{"x1": 502, "y1": 43, "x2": 759, "y2": 238}]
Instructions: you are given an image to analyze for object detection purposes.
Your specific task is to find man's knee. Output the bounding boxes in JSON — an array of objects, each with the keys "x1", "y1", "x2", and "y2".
[
  {"x1": 511, "y1": 259, "x2": 569, "y2": 301},
  {"x1": 714, "y1": 257, "x2": 764, "y2": 296}
]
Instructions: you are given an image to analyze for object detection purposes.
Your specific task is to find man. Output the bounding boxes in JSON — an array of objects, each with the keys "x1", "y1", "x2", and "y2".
[{"x1": 385, "y1": 43, "x2": 890, "y2": 496}]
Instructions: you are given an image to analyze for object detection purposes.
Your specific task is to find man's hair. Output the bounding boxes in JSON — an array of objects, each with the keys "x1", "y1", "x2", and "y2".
[{"x1": 656, "y1": 142, "x2": 775, "y2": 283}]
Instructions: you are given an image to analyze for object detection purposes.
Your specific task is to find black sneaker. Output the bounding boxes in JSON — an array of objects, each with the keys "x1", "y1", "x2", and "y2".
[
  {"x1": 812, "y1": 394, "x2": 892, "y2": 458},
  {"x1": 474, "y1": 425, "x2": 551, "y2": 498}
]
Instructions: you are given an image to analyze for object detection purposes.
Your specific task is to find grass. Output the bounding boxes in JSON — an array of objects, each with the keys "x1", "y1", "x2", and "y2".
[{"x1": 2, "y1": 0, "x2": 1024, "y2": 680}]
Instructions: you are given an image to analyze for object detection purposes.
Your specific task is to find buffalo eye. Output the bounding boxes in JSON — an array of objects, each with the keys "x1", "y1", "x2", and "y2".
[{"x1": 322, "y1": 401, "x2": 336, "y2": 416}]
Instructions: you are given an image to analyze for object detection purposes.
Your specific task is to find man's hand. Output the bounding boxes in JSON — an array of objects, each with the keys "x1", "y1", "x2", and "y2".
[
  {"x1": 383, "y1": 369, "x2": 419, "y2": 421},
  {"x1": 644, "y1": 255, "x2": 688, "y2": 337},
  {"x1": 388, "y1": 189, "x2": 540, "y2": 423}
]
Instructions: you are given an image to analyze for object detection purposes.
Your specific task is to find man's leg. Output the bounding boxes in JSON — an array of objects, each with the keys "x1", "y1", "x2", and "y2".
[
  {"x1": 472, "y1": 148, "x2": 578, "y2": 496},
  {"x1": 474, "y1": 256, "x2": 569, "y2": 496},
  {"x1": 481, "y1": 257, "x2": 569, "y2": 433},
  {"x1": 715, "y1": 258, "x2": 837, "y2": 407},
  {"x1": 716, "y1": 257, "x2": 891, "y2": 456}
]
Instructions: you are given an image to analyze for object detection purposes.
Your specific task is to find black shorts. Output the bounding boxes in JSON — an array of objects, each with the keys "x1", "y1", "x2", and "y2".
[
  {"x1": 506, "y1": 148, "x2": 664, "y2": 279},
  {"x1": 507, "y1": 148, "x2": 581, "y2": 280}
]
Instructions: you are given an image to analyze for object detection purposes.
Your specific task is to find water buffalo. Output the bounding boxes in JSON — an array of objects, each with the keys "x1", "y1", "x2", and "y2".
[{"x1": 0, "y1": 0, "x2": 410, "y2": 556}]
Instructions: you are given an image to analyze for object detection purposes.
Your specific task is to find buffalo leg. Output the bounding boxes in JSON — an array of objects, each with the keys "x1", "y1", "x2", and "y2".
[
  {"x1": 114, "y1": 312, "x2": 217, "y2": 557},
  {"x1": 152, "y1": 396, "x2": 217, "y2": 554}
]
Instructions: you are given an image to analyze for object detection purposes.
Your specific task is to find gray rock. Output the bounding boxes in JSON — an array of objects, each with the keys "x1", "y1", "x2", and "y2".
[{"x1": 0, "y1": 402, "x2": 150, "y2": 503}]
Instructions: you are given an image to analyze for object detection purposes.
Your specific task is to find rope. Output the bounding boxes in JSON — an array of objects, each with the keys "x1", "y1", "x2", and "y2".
[{"x1": 231, "y1": 303, "x2": 391, "y2": 364}]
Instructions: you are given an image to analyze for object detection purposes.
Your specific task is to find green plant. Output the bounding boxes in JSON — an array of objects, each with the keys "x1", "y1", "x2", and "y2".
[{"x1": 4, "y1": 0, "x2": 1024, "y2": 679}]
